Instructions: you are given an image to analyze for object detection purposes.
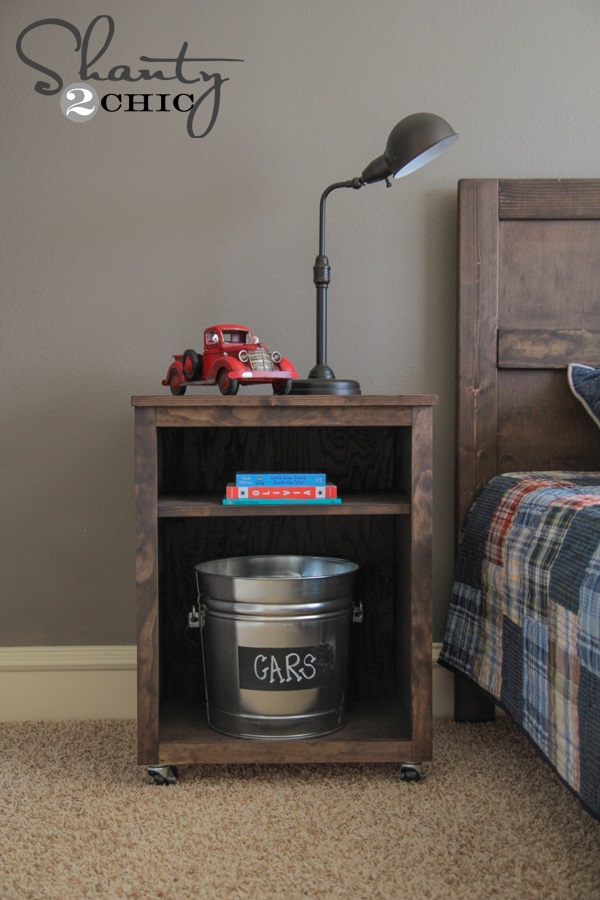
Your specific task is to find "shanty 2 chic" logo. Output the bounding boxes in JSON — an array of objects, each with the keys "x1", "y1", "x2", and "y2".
[{"x1": 16, "y1": 15, "x2": 243, "y2": 138}]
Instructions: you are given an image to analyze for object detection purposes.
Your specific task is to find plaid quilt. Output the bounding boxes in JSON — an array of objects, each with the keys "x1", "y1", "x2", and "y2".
[{"x1": 439, "y1": 472, "x2": 600, "y2": 820}]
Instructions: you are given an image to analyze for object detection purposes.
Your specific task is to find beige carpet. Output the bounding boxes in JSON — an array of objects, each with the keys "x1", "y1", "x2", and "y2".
[{"x1": 1, "y1": 718, "x2": 598, "y2": 899}]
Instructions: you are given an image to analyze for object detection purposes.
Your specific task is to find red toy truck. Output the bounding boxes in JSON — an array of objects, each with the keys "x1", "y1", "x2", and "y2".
[{"x1": 162, "y1": 324, "x2": 298, "y2": 396}]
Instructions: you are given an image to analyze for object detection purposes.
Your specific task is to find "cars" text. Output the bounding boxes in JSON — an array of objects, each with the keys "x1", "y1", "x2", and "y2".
[{"x1": 253, "y1": 652, "x2": 318, "y2": 685}]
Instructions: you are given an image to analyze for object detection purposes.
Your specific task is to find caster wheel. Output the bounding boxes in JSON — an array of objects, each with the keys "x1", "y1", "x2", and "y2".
[
  {"x1": 147, "y1": 764, "x2": 179, "y2": 785},
  {"x1": 400, "y1": 763, "x2": 425, "y2": 783}
]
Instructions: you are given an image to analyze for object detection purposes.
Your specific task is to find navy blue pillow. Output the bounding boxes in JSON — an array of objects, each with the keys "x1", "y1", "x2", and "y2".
[{"x1": 568, "y1": 363, "x2": 600, "y2": 429}]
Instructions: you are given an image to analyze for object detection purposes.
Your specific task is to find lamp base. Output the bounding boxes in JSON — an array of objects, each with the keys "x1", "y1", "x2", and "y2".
[{"x1": 289, "y1": 377, "x2": 361, "y2": 395}]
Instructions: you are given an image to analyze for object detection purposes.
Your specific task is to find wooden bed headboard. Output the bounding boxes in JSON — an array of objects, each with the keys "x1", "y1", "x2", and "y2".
[{"x1": 456, "y1": 178, "x2": 600, "y2": 529}]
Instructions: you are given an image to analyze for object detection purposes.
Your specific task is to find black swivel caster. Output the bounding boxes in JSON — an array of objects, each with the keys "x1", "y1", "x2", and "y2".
[
  {"x1": 400, "y1": 763, "x2": 425, "y2": 783},
  {"x1": 147, "y1": 764, "x2": 179, "y2": 785}
]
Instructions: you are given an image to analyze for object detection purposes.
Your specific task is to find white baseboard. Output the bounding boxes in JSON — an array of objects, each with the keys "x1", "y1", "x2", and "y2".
[
  {"x1": 0, "y1": 646, "x2": 138, "y2": 722},
  {"x1": 0, "y1": 644, "x2": 454, "y2": 722}
]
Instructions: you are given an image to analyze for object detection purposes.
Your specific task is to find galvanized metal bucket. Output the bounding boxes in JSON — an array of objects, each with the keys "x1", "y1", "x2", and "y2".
[{"x1": 194, "y1": 555, "x2": 360, "y2": 740}]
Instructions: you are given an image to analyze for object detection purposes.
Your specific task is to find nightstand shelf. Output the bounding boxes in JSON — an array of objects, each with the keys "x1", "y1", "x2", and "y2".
[
  {"x1": 157, "y1": 493, "x2": 411, "y2": 517},
  {"x1": 158, "y1": 698, "x2": 412, "y2": 764}
]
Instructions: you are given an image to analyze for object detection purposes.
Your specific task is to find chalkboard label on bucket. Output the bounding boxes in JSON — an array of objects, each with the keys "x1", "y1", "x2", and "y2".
[{"x1": 238, "y1": 644, "x2": 335, "y2": 691}]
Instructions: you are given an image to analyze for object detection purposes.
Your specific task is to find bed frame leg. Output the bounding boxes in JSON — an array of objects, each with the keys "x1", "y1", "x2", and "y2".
[{"x1": 454, "y1": 674, "x2": 496, "y2": 722}]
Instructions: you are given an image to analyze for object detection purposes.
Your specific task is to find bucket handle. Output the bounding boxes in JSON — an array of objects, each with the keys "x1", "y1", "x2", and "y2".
[
  {"x1": 352, "y1": 600, "x2": 364, "y2": 624},
  {"x1": 188, "y1": 572, "x2": 207, "y2": 629}
]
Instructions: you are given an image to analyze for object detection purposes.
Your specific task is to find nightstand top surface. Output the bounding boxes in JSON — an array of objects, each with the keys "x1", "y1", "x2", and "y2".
[{"x1": 132, "y1": 394, "x2": 438, "y2": 407}]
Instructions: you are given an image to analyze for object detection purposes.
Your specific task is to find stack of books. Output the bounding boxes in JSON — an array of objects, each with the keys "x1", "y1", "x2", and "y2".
[{"x1": 222, "y1": 473, "x2": 341, "y2": 505}]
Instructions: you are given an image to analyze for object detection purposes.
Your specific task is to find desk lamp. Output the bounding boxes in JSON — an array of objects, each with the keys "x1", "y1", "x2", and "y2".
[{"x1": 290, "y1": 112, "x2": 458, "y2": 395}]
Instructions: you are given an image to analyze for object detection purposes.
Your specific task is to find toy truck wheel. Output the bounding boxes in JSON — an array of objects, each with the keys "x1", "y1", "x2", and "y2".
[
  {"x1": 182, "y1": 349, "x2": 201, "y2": 380},
  {"x1": 273, "y1": 379, "x2": 292, "y2": 395},
  {"x1": 217, "y1": 368, "x2": 239, "y2": 396},
  {"x1": 169, "y1": 370, "x2": 187, "y2": 396}
]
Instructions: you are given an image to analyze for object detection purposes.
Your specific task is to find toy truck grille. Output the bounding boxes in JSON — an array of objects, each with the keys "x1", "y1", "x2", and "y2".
[{"x1": 247, "y1": 348, "x2": 274, "y2": 371}]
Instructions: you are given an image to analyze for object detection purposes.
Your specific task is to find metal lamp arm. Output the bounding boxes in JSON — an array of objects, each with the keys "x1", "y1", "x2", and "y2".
[
  {"x1": 318, "y1": 178, "x2": 363, "y2": 256},
  {"x1": 310, "y1": 178, "x2": 364, "y2": 376}
]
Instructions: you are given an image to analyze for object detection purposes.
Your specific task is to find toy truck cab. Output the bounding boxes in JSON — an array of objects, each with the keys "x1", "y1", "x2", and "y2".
[{"x1": 162, "y1": 324, "x2": 298, "y2": 396}]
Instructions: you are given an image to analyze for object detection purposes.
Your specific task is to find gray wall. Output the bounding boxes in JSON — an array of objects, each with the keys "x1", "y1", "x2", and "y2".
[{"x1": 2, "y1": 1, "x2": 599, "y2": 646}]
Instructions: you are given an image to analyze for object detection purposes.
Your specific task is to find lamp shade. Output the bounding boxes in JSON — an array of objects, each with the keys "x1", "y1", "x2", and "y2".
[{"x1": 360, "y1": 112, "x2": 458, "y2": 184}]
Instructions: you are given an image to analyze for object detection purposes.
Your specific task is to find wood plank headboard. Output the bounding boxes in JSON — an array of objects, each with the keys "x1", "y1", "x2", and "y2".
[{"x1": 456, "y1": 179, "x2": 600, "y2": 529}]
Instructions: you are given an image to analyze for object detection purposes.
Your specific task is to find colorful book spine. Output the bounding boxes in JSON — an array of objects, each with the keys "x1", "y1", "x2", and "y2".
[
  {"x1": 222, "y1": 498, "x2": 342, "y2": 506},
  {"x1": 235, "y1": 473, "x2": 326, "y2": 487},
  {"x1": 226, "y1": 483, "x2": 337, "y2": 499}
]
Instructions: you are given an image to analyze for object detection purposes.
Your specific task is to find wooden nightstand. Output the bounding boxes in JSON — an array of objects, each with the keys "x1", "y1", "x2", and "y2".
[{"x1": 132, "y1": 394, "x2": 435, "y2": 781}]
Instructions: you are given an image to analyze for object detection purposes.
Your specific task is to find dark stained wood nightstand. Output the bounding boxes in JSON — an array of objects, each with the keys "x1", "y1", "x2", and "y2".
[{"x1": 132, "y1": 394, "x2": 435, "y2": 780}]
